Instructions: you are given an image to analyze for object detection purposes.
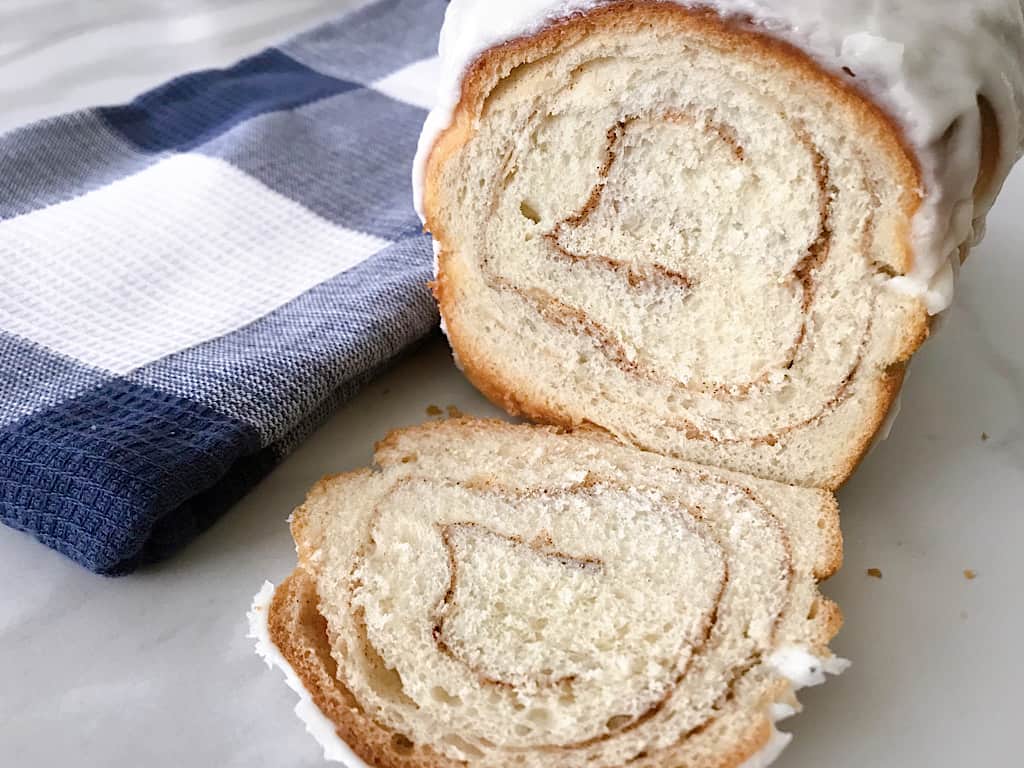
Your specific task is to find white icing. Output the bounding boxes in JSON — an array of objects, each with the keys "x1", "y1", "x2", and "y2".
[
  {"x1": 874, "y1": 360, "x2": 913, "y2": 447},
  {"x1": 413, "y1": 0, "x2": 1024, "y2": 315},
  {"x1": 769, "y1": 645, "x2": 852, "y2": 691},
  {"x1": 769, "y1": 702, "x2": 798, "y2": 722},
  {"x1": 247, "y1": 582, "x2": 368, "y2": 767},
  {"x1": 739, "y1": 725, "x2": 793, "y2": 768},
  {"x1": 876, "y1": 390, "x2": 903, "y2": 443},
  {"x1": 738, "y1": 648, "x2": 850, "y2": 768}
]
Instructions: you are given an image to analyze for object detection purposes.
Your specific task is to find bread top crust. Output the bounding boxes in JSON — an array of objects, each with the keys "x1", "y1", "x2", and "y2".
[
  {"x1": 418, "y1": 0, "x2": 1024, "y2": 314},
  {"x1": 423, "y1": 1, "x2": 921, "y2": 270}
]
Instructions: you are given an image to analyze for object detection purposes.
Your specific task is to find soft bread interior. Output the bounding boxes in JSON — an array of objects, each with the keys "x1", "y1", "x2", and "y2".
[
  {"x1": 272, "y1": 419, "x2": 844, "y2": 768},
  {"x1": 424, "y1": 2, "x2": 930, "y2": 489}
]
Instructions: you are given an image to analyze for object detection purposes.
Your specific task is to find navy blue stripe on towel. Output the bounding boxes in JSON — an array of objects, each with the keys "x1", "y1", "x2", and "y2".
[
  {"x1": 99, "y1": 49, "x2": 359, "y2": 154},
  {"x1": 0, "y1": 379, "x2": 271, "y2": 575}
]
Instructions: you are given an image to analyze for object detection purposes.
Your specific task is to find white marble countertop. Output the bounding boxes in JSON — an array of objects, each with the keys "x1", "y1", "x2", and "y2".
[{"x1": 1, "y1": 2, "x2": 1022, "y2": 767}]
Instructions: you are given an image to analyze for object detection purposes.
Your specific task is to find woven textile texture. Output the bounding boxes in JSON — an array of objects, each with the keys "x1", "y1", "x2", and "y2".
[{"x1": 0, "y1": 0, "x2": 449, "y2": 574}]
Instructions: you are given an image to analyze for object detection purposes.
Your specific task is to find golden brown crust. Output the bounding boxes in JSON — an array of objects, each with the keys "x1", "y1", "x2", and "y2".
[
  {"x1": 813, "y1": 491, "x2": 845, "y2": 579},
  {"x1": 290, "y1": 469, "x2": 375, "y2": 566},
  {"x1": 373, "y1": 416, "x2": 573, "y2": 464},
  {"x1": 435, "y1": 276, "x2": 579, "y2": 430},
  {"x1": 973, "y1": 95, "x2": 1002, "y2": 207},
  {"x1": 810, "y1": 598, "x2": 846, "y2": 650},
  {"x1": 826, "y1": 360, "x2": 910, "y2": 490},
  {"x1": 423, "y1": 0, "x2": 931, "y2": 491},
  {"x1": 269, "y1": 570, "x2": 461, "y2": 768}
]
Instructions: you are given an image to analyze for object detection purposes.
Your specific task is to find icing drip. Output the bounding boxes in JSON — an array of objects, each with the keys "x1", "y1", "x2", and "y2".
[
  {"x1": 733, "y1": 646, "x2": 851, "y2": 768},
  {"x1": 413, "y1": 0, "x2": 1024, "y2": 315},
  {"x1": 769, "y1": 645, "x2": 853, "y2": 691}
]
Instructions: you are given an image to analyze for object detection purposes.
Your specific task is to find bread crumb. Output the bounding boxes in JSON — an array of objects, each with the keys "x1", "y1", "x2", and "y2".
[
  {"x1": 447, "y1": 405, "x2": 464, "y2": 418},
  {"x1": 981, "y1": 432, "x2": 990, "y2": 441},
  {"x1": 426, "y1": 405, "x2": 443, "y2": 416},
  {"x1": 867, "y1": 568, "x2": 883, "y2": 579},
  {"x1": 963, "y1": 569, "x2": 977, "y2": 580}
]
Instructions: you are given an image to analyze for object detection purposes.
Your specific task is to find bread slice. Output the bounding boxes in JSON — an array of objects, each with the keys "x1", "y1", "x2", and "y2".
[
  {"x1": 255, "y1": 419, "x2": 847, "y2": 768},
  {"x1": 421, "y1": 1, "x2": 935, "y2": 490}
]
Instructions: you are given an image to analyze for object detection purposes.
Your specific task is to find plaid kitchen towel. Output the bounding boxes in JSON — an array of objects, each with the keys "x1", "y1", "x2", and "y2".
[{"x1": 0, "y1": 0, "x2": 450, "y2": 575}]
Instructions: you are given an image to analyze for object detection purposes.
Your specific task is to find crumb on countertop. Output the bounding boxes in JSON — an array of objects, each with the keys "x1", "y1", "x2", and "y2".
[
  {"x1": 446, "y1": 405, "x2": 464, "y2": 418},
  {"x1": 426, "y1": 405, "x2": 443, "y2": 416},
  {"x1": 964, "y1": 569, "x2": 977, "y2": 580},
  {"x1": 981, "y1": 432, "x2": 990, "y2": 441},
  {"x1": 867, "y1": 568, "x2": 883, "y2": 579}
]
